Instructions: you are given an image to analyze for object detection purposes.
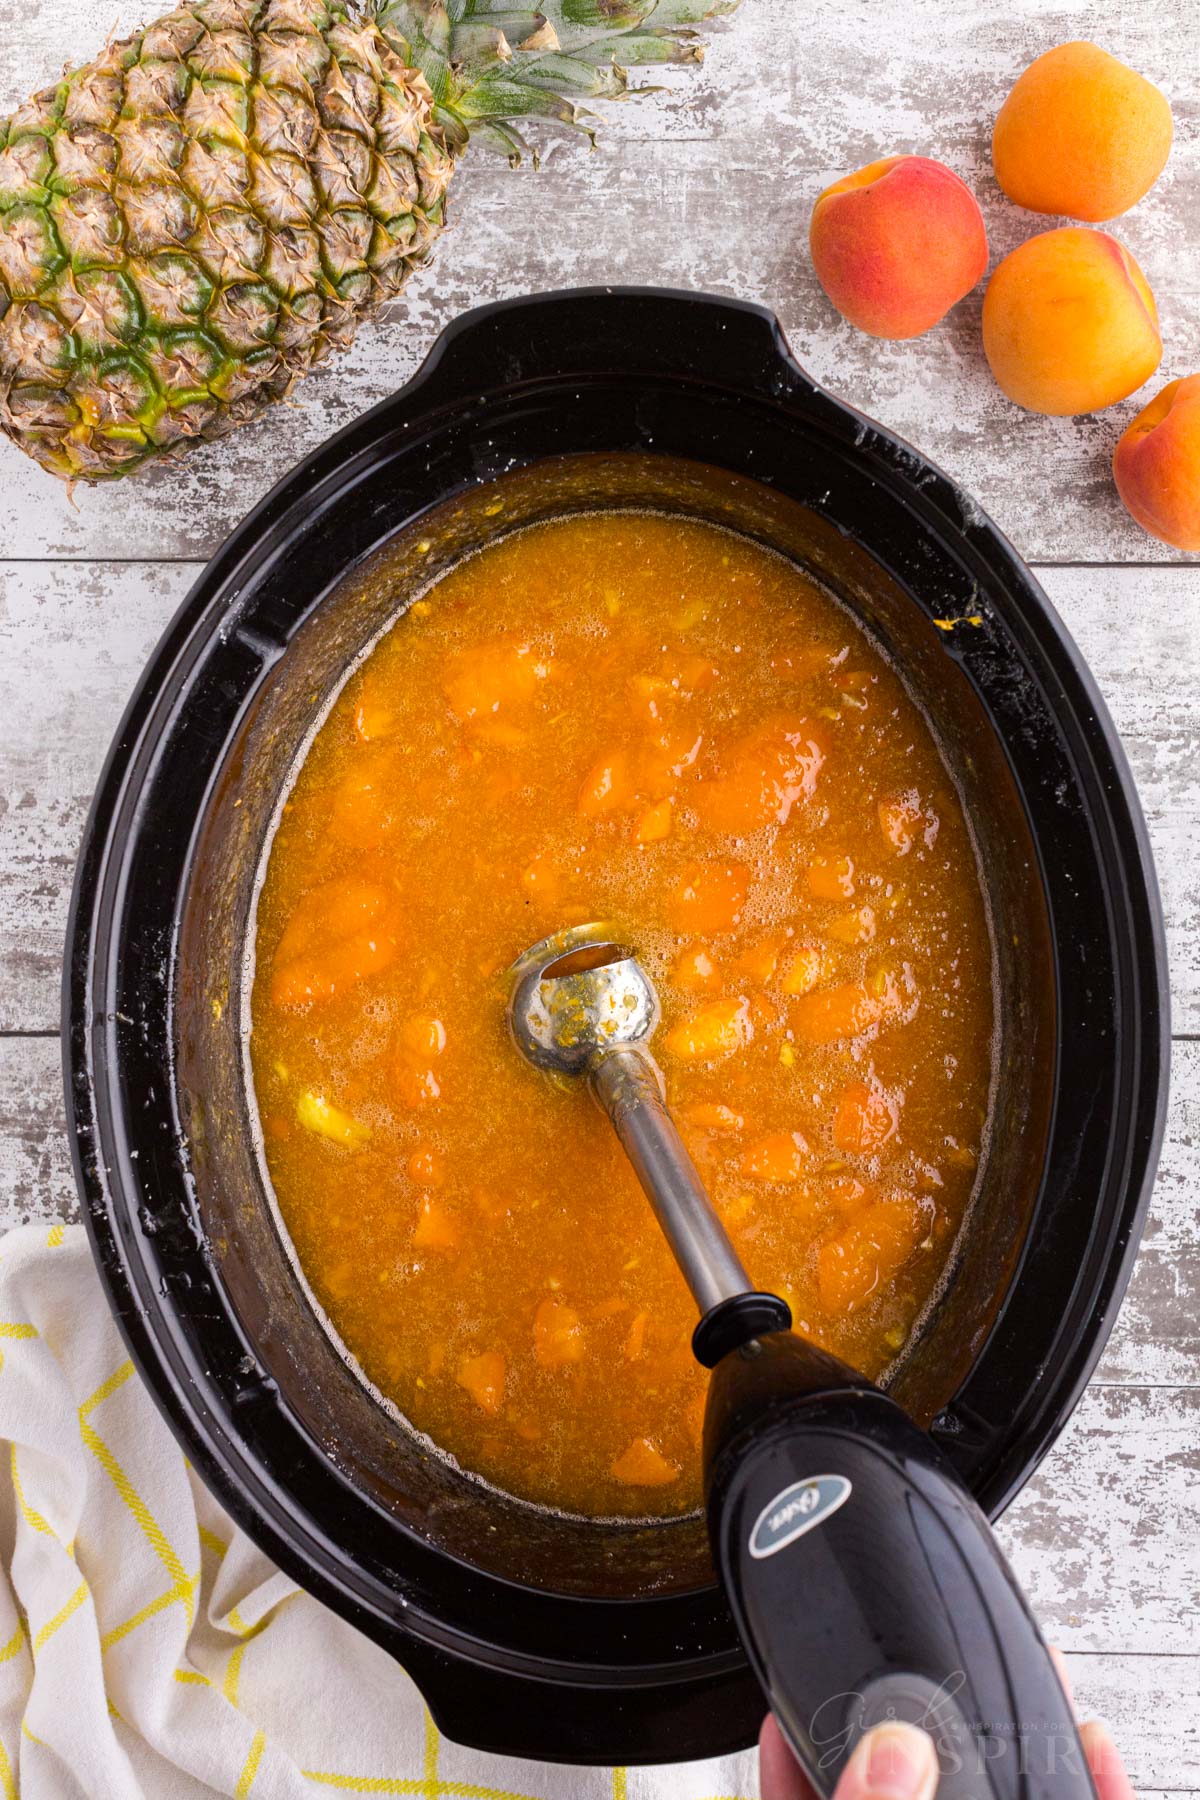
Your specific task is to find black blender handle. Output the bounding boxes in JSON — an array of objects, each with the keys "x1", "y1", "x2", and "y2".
[{"x1": 704, "y1": 1332, "x2": 1096, "y2": 1800}]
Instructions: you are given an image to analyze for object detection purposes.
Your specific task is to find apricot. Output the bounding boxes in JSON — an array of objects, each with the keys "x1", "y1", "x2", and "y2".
[
  {"x1": 809, "y1": 156, "x2": 988, "y2": 340},
  {"x1": 694, "y1": 717, "x2": 825, "y2": 834},
  {"x1": 739, "y1": 1131, "x2": 809, "y2": 1183},
  {"x1": 271, "y1": 878, "x2": 400, "y2": 1010},
  {"x1": 578, "y1": 749, "x2": 635, "y2": 817},
  {"x1": 780, "y1": 946, "x2": 830, "y2": 997},
  {"x1": 1113, "y1": 376, "x2": 1200, "y2": 551},
  {"x1": 681, "y1": 1102, "x2": 746, "y2": 1134},
  {"x1": 611, "y1": 1437, "x2": 679, "y2": 1487},
  {"x1": 807, "y1": 855, "x2": 855, "y2": 901},
  {"x1": 668, "y1": 860, "x2": 751, "y2": 934},
  {"x1": 533, "y1": 1298, "x2": 585, "y2": 1368},
  {"x1": 413, "y1": 1197, "x2": 461, "y2": 1255},
  {"x1": 833, "y1": 1081, "x2": 900, "y2": 1155},
  {"x1": 671, "y1": 942, "x2": 723, "y2": 995},
  {"x1": 664, "y1": 997, "x2": 754, "y2": 1063},
  {"x1": 982, "y1": 228, "x2": 1160, "y2": 415},
  {"x1": 443, "y1": 638, "x2": 550, "y2": 721},
  {"x1": 458, "y1": 1350, "x2": 505, "y2": 1415},
  {"x1": 993, "y1": 43, "x2": 1172, "y2": 223},
  {"x1": 635, "y1": 798, "x2": 673, "y2": 843},
  {"x1": 817, "y1": 1194, "x2": 932, "y2": 1314}
]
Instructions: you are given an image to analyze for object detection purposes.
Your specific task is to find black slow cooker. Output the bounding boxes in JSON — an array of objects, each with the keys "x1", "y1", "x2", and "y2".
[{"x1": 65, "y1": 289, "x2": 1169, "y2": 1765}]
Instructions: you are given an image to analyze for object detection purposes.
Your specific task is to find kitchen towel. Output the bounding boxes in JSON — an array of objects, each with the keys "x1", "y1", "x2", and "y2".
[{"x1": 0, "y1": 1222, "x2": 760, "y2": 1800}]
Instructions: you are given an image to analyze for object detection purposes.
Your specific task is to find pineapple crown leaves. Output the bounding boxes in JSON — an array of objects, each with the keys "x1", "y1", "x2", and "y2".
[{"x1": 374, "y1": 0, "x2": 740, "y2": 161}]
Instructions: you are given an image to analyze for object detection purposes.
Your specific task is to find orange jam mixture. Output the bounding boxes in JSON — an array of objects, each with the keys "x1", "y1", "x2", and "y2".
[{"x1": 249, "y1": 512, "x2": 994, "y2": 1518}]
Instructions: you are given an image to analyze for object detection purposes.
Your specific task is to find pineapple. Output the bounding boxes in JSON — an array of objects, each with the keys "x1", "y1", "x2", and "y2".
[{"x1": 0, "y1": 0, "x2": 735, "y2": 481}]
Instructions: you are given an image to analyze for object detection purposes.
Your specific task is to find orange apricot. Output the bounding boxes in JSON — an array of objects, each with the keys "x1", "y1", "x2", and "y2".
[
  {"x1": 993, "y1": 42, "x2": 1172, "y2": 223},
  {"x1": 807, "y1": 855, "x2": 855, "y2": 900},
  {"x1": 809, "y1": 156, "x2": 988, "y2": 340},
  {"x1": 521, "y1": 852, "x2": 568, "y2": 904},
  {"x1": 982, "y1": 228, "x2": 1161, "y2": 415},
  {"x1": 329, "y1": 764, "x2": 396, "y2": 848},
  {"x1": 668, "y1": 860, "x2": 751, "y2": 933},
  {"x1": 413, "y1": 1197, "x2": 461, "y2": 1255},
  {"x1": 624, "y1": 1310, "x2": 649, "y2": 1361},
  {"x1": 610, "y1": 1437, "x2": 679, "y2": 1487},
  {"x1": 577, "y1": 749, "x2": 636, "y2": 817},
  {"x1": 780, "y1": 946, "x2": 829, "y2": 997},
  {"x1": 443, "y1": 638, "x2": 550, "y2": 721},
  {"x1": 694, "y1": 717, "x2": 825, "y2": 835},
  {"x1": 671, "y1": 943, "x2": 723, "y2": 994},
  {"x1": 635, "y1": 798, "x2": 674, "y2": 843},
  {"x1": 533, "y1": 1298, "x2": 585, "y2": 1368},
  {"x1": 817, "y1": 1194, "x2": 932, "y2": 1314},
  {"x1": 395, "y1": 1062, "x2": 441, "y2": 1108},
  {"x1": 739, "y1": 1131, "x2": 809, "y2": 1183},
  {"x1": 458, "y1": 1349, "x2": 505, "y2": 1415},
  {"x1": 664, "y1": 998, "x2": 754, "y2": 1063},
  {"x1": 681, "y1": 1102, "x2": 746, "y2": 1134},
  {"x1": 792, "y1": 968, "x2": 916, "y2": 1046},
  {"x1": 1113, "y1": 375, "x2": 1200, "y2": 551},
  {"x1": 639, "y1": 725, "x2": 704, "y2": 798},
  {"x1": 833, "y1": 1081, "x2": 901, "y2": 1154},
  {"x1": 732, "y1": 932, "x2": 789, "y2": 987},
  {"x1": 400, "y1": 1013, "x2": 447, "y2": 1058},
  {"x1": 663, "y1": 652, "x2": 718, "y2": 693},
  {"x1": 270, "y1": 878, "x2": 400, "y2": 1010}
]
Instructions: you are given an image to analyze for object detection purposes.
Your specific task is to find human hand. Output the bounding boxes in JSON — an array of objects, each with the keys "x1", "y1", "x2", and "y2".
[{"x1": 759, "y1": 1656, "x2": 1136, "y2": 1800}]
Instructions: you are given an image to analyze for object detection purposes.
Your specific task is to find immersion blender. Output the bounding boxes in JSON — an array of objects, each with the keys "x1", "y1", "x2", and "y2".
[{"x1": 508, "y1": 925, "x2": 1095, "y2": 1800}]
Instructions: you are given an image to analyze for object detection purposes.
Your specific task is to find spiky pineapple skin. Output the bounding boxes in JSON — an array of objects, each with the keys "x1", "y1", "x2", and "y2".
[{"x1": 0, "y1": 0, "x2": 453, "y2": 479}]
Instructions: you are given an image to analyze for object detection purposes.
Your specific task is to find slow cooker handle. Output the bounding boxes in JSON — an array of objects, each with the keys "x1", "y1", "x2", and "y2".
[
  {"x1": 705, "y1": 1332, "x2": 1097, "y2": 1800},
  {"x1": 401, "y1": 287, "x2": 823, "y2": 415}
]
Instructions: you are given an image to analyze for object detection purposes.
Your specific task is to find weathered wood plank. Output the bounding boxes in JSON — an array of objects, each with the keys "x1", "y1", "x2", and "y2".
[
  {"x1": 3, "y1": 562, "x2": 1196, "y2": 1035},
  {"x1": 0, "y1": 0, "x2": 1197, "y2": 561},
  {"x1": 1061, "y1": 1656, "x2": 1200, "y2": 1792},
  {"x1": 1050, "y1": 569, "x2": 1200, "y2": 1054},
  {"x1": 0, "y1": 1035, "x2": 68, "y2": 1230},
  {"x1": 1097, "y1": 1041, "x2": 1198, "y2": 1390},
  {"x1": 0, "y1": 561, "x2": 192, "y2": 1033},
  {"x1": 2, "y1": 1025, "x2": 1196, "y2": 1381},
  {"x1": 1001, "y1": 1388, "x2": 1200, "y2": 1653}
]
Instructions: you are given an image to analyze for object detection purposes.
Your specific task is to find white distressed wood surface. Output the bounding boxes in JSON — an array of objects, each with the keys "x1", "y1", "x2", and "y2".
[{"x1": 0, "y1": 0, "x2": 1197, "y2": 1786}]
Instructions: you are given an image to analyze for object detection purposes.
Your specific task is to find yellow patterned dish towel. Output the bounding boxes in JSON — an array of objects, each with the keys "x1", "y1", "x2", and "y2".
[{"x1": 0, "y1": 1223, "x2": 760, "y2": 1800}]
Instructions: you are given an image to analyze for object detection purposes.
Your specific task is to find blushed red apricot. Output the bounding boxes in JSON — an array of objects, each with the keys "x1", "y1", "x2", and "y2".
[
  {"x1": 982, "y1": 228, "x2": 1161, "y2": 415},
  {"x1": 1113, "y1": 375, "x2": 1200, "y2": 551},
  {"x1": 809, "y1": 156, "x2": 988, "y2": 340}
]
